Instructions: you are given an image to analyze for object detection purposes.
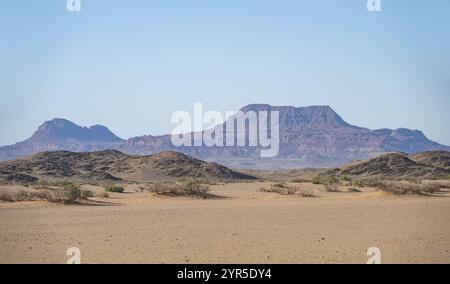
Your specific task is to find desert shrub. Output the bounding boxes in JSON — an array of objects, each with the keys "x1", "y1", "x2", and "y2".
[
  {"x1": 146, "y1": 179, "x2": 211, "y2": 199},
  {"x1": 324, "y1": 183, "x2": 341, "y2": 192},
  {"x1": 319, "y1": 176, "x2": 342, "y2": 192},
  {"x1": 96, "y1": 191, "x2": 110, "y2": 198},
  {"x1": 421, "y1": 183, "x2": 441, "y2": 194},
  {"x1": 80, "y1": 190, "x2": 94, "y2": 199},
  {"x1": 292, "y1": 178, "x2": 310, "y2": 183},
  {"x1": 30, "y1": 180, "x2": 81, "y2": 203},
  {"x1": 312, "y1": 176, "x2": 322, "y2": 185},
  {"x1": 182, "y1": 179, "x2": 210, "y2": 199},
  {"x1": 340, "y1": 175, "x2": 352, "y2": 182},
  {"x1": 15, "y1": 190, "x2": 31, "y2": 201},
  {"x1": 63, "y1": 182, "x2": 81, "y2": 198},
  {"x1": 328, "y1": 176, "x2": 339, "y2": 184},
  {"x1": 286, "y1": 186, "x2": 299, "y2": 195},
  {"x1": 351, "y1": 179, "x2": 364, "y2": 187},
  {"x1": 426, "y1": 181, "x2": 450, "y2": 189},
  {"x1": 299, "y1": 189, "x2": 315, "y2": 197},
  {"x1": 260, "y1": 184, "x2": 290, "y2": 195},
  {"x1": 0, "y1": 190, "x2": 52, "y2": 202},
  {"x1": 32, "y1": 191, "x2": 53, "y2": 201},
  {"x1": 103, "y1": 184, "x2": 125, "y2": 193},
  {"x1": 380, "y1": 181, "x2": 442, "y2": 196},
  {"x1": 260, "y1": 184, "x2": 314, "y2": 197},
  {"x1": 0, "y1": 191, "x2": 15, "y2": 202},
  {"x1": 51, "y1": 187, "x2": 81, "y2": 203},
  {"x1": 0, "y1": 180, "x2": 85, "y2": 203},
  {"x1": 360, "y1": 179, "x2": 384, "y2": 188}
]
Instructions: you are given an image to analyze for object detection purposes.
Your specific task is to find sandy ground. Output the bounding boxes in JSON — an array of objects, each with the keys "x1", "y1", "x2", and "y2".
[{"x1": 0, "y1": 182, "x2": 449, "y2": 264}]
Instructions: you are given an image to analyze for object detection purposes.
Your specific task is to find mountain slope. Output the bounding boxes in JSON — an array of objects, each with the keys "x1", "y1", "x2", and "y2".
[
  {"x1": 321, "y1": 152, "x2": 450, "y2": 179},
  {"x1": 0, "y1": 150, "x2": 255, "y2": 182},
  {"x1": 409, "y1": 151, "x2": 450, "y2": 170}
]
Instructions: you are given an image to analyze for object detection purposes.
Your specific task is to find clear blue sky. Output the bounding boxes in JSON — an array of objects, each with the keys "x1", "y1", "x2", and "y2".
[{"x1": 1, "y1": 0, "x2": 449, "y2": 145}]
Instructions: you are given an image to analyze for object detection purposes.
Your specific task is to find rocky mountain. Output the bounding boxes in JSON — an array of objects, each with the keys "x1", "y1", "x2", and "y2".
[
  {"x1": 0, "y1": 119, "x2": 124, "y2": 161},
  {"x1": 1, "y1": 105, "x2": 449, "y2": 169},
  {"x1": 0, "y1": 150, "x2": 255, "y2": 182},
  {"x1": 117, "y1": 104, "x2": 450, "y2": 169},
  {"x1": 321, "y1": 152, "x2": 450, "y2": 179}
]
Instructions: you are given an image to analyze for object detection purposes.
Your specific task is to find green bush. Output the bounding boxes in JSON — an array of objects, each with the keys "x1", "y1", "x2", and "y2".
[
  {"x1": 80, "y1": 190, "x2": 94, "y2": 199},
  {"x1": 340, "y1": 175, "x2": 352, "y2": 182},
  {"x1": 260, "y1": 184, "x2": 315, "y2": 197},
  {"x1": 103, "y1": 184, "x2": 125, "y2": 193},
  {"x1": 35, "y1": 180, "x2": 81, "y2": 203},
  {"x1": 312, "y1": 176, "x2": 322, "y2": 184},
  {"x1": 146, "y1": 179, "x2": 211, "y2": 199},
  {"x1": 351, "y1": 179, "x2": 364, "y2": 187}
]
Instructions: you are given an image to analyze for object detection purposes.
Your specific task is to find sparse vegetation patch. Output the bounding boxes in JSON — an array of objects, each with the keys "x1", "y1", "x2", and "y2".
[
  {"x1": 260, "y1": 183, "x2": 315, "y2": 197},
  {"x1": 145, "y1": 178, "x2": 211, "y2": 199},
  {"x1": 103, "y1": 184, "x2": 125, "y2": 193}
]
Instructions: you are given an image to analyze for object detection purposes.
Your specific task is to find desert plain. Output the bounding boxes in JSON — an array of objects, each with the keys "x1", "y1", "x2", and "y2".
[{"x1": 1, "y1": 181, "x2": 449, "y2": 264}]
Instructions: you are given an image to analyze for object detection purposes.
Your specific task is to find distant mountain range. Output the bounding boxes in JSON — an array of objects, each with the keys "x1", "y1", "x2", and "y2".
[
  {"x1": 1, "y1": 104, "x2": 449, "y2": 169},
  {"x1": 0, "y1": 118, "x2": 123, "y2": 162}
]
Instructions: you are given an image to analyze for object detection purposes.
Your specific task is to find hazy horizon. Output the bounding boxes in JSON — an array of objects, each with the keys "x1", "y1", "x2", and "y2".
[{"x1": 1, "y1": 0, "x2": 449, "y2": 146}]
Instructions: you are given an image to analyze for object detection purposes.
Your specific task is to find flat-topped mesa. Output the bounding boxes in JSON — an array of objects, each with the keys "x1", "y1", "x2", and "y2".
[{"x1": 239, "y1": 104, "x2": 357, "y2": 130}]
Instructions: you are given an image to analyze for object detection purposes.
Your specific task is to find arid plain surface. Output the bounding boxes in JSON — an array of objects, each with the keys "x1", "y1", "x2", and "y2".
[{"x1": 1, "y1": 182, "x2": 449, "y2": 264}]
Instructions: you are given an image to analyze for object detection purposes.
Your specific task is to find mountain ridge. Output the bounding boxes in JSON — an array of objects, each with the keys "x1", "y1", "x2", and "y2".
[
  {"x1": 1, "y1": 105, "x2": 449, "y2": 169},
  {"x1": 0, "y1": 150, "x2": 255, "y2": 182}
]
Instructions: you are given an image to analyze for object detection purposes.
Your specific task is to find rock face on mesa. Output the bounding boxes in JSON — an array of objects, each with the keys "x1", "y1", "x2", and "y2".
[
  {"x1": 0, "y1": 119, "x2": 124, "y2": 161},
  {"x1": 0, "y1": 105, "x2": 449, "y2": 169},
  {"x1": 0, "y1": 150, "x2": 255, "y2": 182}
]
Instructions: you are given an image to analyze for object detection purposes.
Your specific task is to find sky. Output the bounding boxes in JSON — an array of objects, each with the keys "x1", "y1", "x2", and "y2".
[{"x1": 0, "y1": 0, "x2": 449, "y2": 146}]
